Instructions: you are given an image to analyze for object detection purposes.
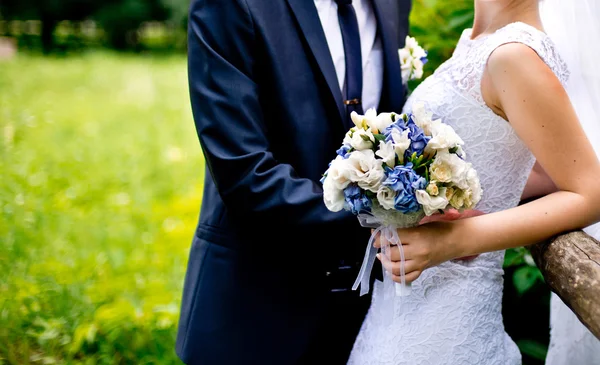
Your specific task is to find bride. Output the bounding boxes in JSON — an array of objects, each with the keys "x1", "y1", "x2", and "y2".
[{"x1": 347, "y1": 0, "x2": 600, "y2": 364}]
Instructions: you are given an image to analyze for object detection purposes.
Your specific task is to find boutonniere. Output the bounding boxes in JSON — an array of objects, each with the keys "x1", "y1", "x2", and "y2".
[{"x1": 399, "y1": 36, "x2": 428, "y2": 84}]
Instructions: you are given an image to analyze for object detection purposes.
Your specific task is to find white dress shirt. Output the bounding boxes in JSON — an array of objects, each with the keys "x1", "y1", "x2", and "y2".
[{"x1": 313, "y1": 0, "x2": 384, "y2": 112}]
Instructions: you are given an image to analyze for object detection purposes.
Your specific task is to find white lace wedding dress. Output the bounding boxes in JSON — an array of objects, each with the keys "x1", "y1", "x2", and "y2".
[{"x1": 347, "y1": 22, "x2": 570, "y2": 365}]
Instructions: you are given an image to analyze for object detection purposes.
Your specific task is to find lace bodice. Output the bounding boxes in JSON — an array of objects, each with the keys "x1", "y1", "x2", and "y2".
[
  {"x1": 348, "y1": 22, "x2": 569, "y2": 365},
  {"x1": 410, "y1": 22, "x2": 568, "y2": 216}
]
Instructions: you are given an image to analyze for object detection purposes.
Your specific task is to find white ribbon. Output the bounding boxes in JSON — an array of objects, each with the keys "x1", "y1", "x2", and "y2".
[{"x1": 353, "y1": 213, "x2": 412, "y2": 298}]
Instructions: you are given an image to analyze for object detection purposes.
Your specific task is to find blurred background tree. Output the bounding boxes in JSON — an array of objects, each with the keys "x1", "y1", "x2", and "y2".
[
  {"x1": 0, "y1": 0, "x2": 185, "y2": 53},
  {"x1": 0, "y1": 0, "x2": 553, "y2": 364},
  {"x1": 0, "y1": 0, "x2": 106, "y2": 53},
  {"x1": 93, "y1": 0, "x2": 169, "y2": 50}
]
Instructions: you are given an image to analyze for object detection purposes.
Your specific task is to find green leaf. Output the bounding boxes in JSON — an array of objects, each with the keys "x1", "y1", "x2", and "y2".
[
  {"x1": 360, "y1": 134, "x2": 372, "y2": 142},
  {"x1": 513, "y1": 266, "x2": 543, "y2": 295},
  {"x1": 374, "y1": 134, "x2": 386, "y2": 143},
  {"x1": 517, "y1": 340, "x2": 548, "y2": 360},
  {"x1": 503, "y1": 248, "x2": 525, "y2": 268}
]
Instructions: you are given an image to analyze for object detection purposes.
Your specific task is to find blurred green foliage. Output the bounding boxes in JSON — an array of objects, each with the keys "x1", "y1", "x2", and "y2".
[
  {"x1": 0, "y1": 0, "x2": 182, "y2": 52},
  {"x1": 409, "y1": 0, "x2": 474, "y2": 77},
  {"x1": 0, "y1": 53, "x2": 201, "y2": 364}
]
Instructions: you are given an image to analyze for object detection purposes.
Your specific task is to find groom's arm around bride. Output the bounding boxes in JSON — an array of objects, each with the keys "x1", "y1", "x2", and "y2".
[{"x1": 176, "y1": 1, "x2": 411, "y2": 364}]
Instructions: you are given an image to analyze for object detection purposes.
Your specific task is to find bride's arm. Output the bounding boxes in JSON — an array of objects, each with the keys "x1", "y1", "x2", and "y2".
[
  {"x1": 521, "y1": 162, "x2": 558, "y2": 201},
  {"x1": 380, "y1": 43, "x2": 600, "y2": 283}
]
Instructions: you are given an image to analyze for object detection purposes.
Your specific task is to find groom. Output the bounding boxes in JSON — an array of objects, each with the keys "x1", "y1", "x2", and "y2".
[{"x1": 176, "y1": 0, "x2": 411, "y2": 364}]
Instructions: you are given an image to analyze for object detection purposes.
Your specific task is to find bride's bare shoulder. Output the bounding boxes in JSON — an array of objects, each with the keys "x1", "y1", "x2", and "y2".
[
  {"x1": 486, "y1": 42, "x2": 560, "y2": 85},
  {"x1": 482, "y1": 42, "x2": 565, "y2": 119}
]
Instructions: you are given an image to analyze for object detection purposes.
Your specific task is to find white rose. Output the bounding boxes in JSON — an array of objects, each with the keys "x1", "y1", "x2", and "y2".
[
  {"x1": 343, "y1": 128, "x2": 355, "y2": 146},
  {"x1": 351, "y1": 108, "x2": 377, "y2": 129},
  {"x1": 404, "y1": 36, "x2": 419, "y2": 51},
  {"x1": 411, "y1": 58, "x2": 424, "y2": 80},
  {"x1": 411, "y1": 45, "x2": 427, "y2": 62},
  {"x1": 416, "y1": 188, "x2": 449, "y2": 216},
  {"x1": 377, "y1": 185, "x2": 397, "y2": 210},
  {"x1": 373, "y1": 112, "x2": 396, "y2": 134},
  {"x1": 399, "y1": 48, "x2": 413, "y2": 82},
  {"x1": 389, "y1": 127, "x2": 411, "y2": 163},
  {"x1": 429, "y1": 156, "x2": 452, "y2": 183},
  {"x1": 445, "y1": 186, "x2": 456, "y2": 201},
  {"x1": 449, "y1": 189, "x2": 466, "y2": 210},
  {"x1": 346, "y1": 149, "x2": 385, "y2": 193},
  {"x1": 426, "y1": 182, "x2": 439, "y2": 196},
  {"x1": 425, "y1": 122, "x2": 464, "y2": 154},
  {"x1": 401, "y1": 64, "x2": 412, "y2": 85},
  {"x1": 350, "y1": 127, "x2": 375, "y2": 151},
  {"x1": 411, "y1": 102, "x2": 436, "y2": 136},
  {"x1": 375, "y1": 140, "x2": 396, "y2": 168},
  {"x1": 430, "y1": 151, "x2": 471, "y2": 189},
  {"x1": 465, "y1": 167, "x2": 483, "y2": 206},
  {"x1": 399, "y1": 47, "x2": 412, "y2": 66},
  {"x1": 323, "y1": 176, "x2": 345, "y2": 212},
  {"x1": 351, "y1": 108, "x2": 394, "y2": 135},
  {"x1": 326, "y1": 155, "x2": 352, "y2": 190}
]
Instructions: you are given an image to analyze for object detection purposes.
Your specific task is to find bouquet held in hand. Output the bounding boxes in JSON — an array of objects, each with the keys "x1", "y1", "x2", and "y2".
[{"x1": 321, "y1": 104, "x2": 482, "y2": 297}]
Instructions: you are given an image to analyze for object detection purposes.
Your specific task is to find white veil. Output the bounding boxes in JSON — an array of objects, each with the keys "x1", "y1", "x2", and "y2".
[
  {"x1": 540, "y1": 0, "x2": 600, "y2": 238},
  {"x1": 540, "y1": 2, "x2": 600, "y2": 363}
]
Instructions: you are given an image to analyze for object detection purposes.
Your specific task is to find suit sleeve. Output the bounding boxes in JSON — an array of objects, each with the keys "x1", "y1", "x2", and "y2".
[{"x1": 188, "y1": 0, "x2": 355, "y2": 228}]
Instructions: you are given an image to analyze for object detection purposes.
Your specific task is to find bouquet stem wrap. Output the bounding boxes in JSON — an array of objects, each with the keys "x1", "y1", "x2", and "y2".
[{"x1": 353, "y1": 213, "x2": 414, "y2": 298}]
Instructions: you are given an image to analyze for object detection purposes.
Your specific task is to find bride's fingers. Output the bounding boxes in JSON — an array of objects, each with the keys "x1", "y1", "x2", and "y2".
[
  {"x1": 385, "y1": 244, "x2": 415, "y2": 261},
  {"x1": 377, "y1": 254, "x2": 419, "y2": 276},
  {"x1": 391, "y1": 270, "x2": 422, "y2": 284}
]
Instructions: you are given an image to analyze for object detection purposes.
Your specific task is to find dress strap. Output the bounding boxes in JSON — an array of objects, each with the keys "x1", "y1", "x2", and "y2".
[{"x1": 480, "y1": 22, "x2": 570, "y2": 86}]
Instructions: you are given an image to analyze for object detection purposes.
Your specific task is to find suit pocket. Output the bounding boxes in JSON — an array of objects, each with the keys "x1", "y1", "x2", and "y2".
[{"x1": 195, "y1": 222, "x2": 243, "y2": 250}]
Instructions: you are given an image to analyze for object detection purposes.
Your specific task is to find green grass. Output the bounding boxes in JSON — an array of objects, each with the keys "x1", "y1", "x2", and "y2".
[{"x1": 0, "y1": 52, "x2": 204, "y2": 364}]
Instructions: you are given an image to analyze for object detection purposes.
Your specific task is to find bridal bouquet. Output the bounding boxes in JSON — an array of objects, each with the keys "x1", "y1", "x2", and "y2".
[{"x1": 321, "y1": 103, "x2": 482, "y2": 297}]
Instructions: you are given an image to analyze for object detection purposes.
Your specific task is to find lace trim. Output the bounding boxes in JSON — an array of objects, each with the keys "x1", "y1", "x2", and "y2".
[{"x1": 451, "y1": 22, "x2": 570, "y2": 107}]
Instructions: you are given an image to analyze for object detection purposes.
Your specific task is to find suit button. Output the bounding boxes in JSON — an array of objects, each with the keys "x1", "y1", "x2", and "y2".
[{"x1": 325, "y1": 271, "x2": 332, "y2": 277}]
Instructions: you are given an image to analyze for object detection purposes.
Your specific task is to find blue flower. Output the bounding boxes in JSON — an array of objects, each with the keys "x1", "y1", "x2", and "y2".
[
  {"x1": 384, "y1": 118, "x2": 407, "y2": 141},
  {"x1": 421, "y1": 51, "x2": 429, "y2": 66},
  {"x1": 336, "y1": 144, "x2": 352, "y2": 159},
  {"x1": 382, "y1": 164, "x2": 427, "y2": 214},
  {"x1": 343, "y1": 184, "x2": 372, "y2": 215},
  {"x1": 384, "y1": 115, "x2": 430, "y2": 160},
  {"x1": 405, "y1": 116, "x2": 430, "y2": 157}
]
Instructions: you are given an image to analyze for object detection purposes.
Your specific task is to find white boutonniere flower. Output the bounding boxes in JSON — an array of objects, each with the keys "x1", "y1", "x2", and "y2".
[{"x1": 399, "y1": 36, "x2": 428, "y2": 84}]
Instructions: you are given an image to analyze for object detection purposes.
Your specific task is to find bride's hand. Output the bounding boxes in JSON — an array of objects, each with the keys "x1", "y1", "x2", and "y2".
[{"x1": 374, "y1": 209, "x2": 485, "y2": 284}]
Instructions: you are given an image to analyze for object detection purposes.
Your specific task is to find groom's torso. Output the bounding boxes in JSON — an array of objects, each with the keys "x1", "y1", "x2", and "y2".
[
  {"x1": 178, "y1": 1, "x2": 410, "y2": 364},
  {"x1": 197, "y1": 0, "x2": 408, "y2": 247}
]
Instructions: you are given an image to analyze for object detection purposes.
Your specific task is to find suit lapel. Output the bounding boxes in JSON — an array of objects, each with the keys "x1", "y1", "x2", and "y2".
[
  {"x1": 286, "y1": 0, "x2": 346, "y2": 124},
  {"x1": 373, "y1": 0, "x2": 405, "y2": 113}
]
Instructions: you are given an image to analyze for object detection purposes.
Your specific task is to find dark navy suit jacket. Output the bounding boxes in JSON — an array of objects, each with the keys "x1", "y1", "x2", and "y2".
[{"x1": 176, "y1": 0, "x2": 411, "y2": 363}]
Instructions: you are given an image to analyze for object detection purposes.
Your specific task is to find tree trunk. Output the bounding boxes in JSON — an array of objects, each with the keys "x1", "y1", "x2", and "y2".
[
  {"x1": 530, "y1": 230, "x2": 600, "y2": 340},
  {"x1": 40, "y1": 17, "x2": 57, "y2": 54}
]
